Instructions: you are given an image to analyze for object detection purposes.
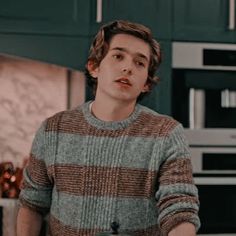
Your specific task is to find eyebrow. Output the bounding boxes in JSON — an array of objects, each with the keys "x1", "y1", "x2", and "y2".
[{"x1": 111, "y1": 47, "x2": 149, "y2": 63}]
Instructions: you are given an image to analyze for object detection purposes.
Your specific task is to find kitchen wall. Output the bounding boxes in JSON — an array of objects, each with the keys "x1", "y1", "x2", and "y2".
[{"x1": 0, "y1": 55, "x2": 85, "y2": 168}]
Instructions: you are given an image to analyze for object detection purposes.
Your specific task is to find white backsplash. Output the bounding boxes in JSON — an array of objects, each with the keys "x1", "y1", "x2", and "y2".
[{"x1": 0, "y1": 55, "x2": 85, "y2": 167}]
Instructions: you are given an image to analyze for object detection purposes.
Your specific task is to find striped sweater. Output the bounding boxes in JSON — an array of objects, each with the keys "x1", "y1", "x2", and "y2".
[{"x1": 19, "y1": 101, "x2": 200, "y2": 236}]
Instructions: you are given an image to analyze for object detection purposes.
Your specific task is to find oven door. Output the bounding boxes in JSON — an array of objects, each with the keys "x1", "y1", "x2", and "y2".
[{"x1": 194, "y1": 174, "x2": 236, "y2": 235}]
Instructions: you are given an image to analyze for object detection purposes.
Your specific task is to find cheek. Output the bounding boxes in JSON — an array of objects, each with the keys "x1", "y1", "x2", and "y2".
[
  {"x1": 139, "y1": 70, "x2": 149, "y2": 84},
  {"x1": 97, "y1": 66, "x2": 112, "y2": 83}
]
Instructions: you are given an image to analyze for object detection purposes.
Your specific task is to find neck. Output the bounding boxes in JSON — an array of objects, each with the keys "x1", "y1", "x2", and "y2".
[{"x1": 91, "y1": 98, "x2": 136, "y2": 122}]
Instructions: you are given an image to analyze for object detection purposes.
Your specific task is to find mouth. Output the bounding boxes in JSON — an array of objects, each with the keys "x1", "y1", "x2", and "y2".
[{"x1": 115, "y1": 77, "x2": 132, "y2": 86}]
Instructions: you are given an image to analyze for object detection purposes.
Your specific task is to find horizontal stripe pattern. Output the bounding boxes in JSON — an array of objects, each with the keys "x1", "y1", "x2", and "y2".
[
  {"x1": 54, "y1": 134, "x2": 159, "y2": 170},
  {"x1": 19, "y1": 102, "x2": 200, "y2": 234},
  {"x1": 20, "y1": 156, "x2": 53, "y2": 213},
  {"x1": 50, "y1": 193, "x2": 159, "y2": 230},
  {"x1": 26, "y1": 154, "x2": 52, "y2": 187},
  {"x1": 54, "y1": 164, "x2": 157, "y2": 198},
  {"x1": 157, "y1": 194, "x2": 199, "y2": 213},
  {"x1": 45, "y1": 111, "x2": 62, "y2": 133},
  {"x1": 159, "y1": 158, "x2": 194, "y2": 185},
  {"x1": 45, "y1": 109, "x2": 178, "y2": 138}
]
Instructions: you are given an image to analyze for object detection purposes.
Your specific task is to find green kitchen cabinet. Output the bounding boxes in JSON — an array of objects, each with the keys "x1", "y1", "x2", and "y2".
[
  {"x1": 0, "y1": 33, "x2": 90, "y2": 70},
  {"x1": 173, "y1": 0, "x2": 236, "y2": 43},
  {"x1": 0, "y1": 0, "x2": 172, "y2": 78},
  {"x1": 0, "y1": 0, "x2": 171, "y2": 39},
  {"x1": 0, "y1": 0, "x2": 93, "y2": 36},
  {"x1": 90, "y1": 0, "x2": 172, "y2": 40},
  {"x1": 0, "y1": 0, "x2": 94, "y2": 69}
]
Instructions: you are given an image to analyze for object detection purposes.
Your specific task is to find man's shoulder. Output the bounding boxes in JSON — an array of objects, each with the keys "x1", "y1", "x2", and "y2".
[
  {"x1": 44, "y1": 104, "x2": 85, "y2": 132},
  {"x1": 138, "y1": 104, "x2": 179, "y2": 124},
  {"x1": 137, "y1": 104, "x2": 181, "y2": 136}
]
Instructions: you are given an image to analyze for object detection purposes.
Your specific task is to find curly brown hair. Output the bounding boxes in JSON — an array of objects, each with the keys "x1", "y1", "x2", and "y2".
[{"x1": 85, "y1": 20, "x2": 162, "y2": 101}]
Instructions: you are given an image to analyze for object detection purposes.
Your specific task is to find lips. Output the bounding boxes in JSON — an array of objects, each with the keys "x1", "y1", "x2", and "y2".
[{"x1": 115, "y1": 77, "x2": 132, "y2": 86}]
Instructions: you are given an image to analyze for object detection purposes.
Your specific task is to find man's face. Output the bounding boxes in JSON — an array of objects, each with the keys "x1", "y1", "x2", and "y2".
[{"x1": 90, "y1": 33, "x2": 151, "y2": 103}]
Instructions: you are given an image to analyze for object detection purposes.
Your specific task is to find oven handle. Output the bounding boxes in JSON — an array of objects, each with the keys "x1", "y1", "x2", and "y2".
[{"x1": 194, "y1": 177, "x2": 236, "y2": 185}]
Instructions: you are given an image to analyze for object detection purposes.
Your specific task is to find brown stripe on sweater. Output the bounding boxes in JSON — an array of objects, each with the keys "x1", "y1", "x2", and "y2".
[
  {"x1": 49, "y1": 214, "x2": 102, "y2": 236},
  {"x1": 159, "y1": 158, "x2": 194, "y2": 185},
  {"x1": 54, "y1": 164, "x2": 157, "y2": 198},
  {"x1": 157, "y1": 194, "x2": 199, "y2": 212},
  {"x1": 45, "y1": 111, "x2": 62, "y2": 132},
  {"x1": 127, "y1": 112, "x2": 178, "y2": 138},
  {"x1": 160, "y1": 211, "x2": 198, "y2": 236},
  {"x1": 26, "y1": 154, "x2": 52, "y2": 187},
  {"x1": 45, "y1": 109, "x2": 178, "y2": 138}
]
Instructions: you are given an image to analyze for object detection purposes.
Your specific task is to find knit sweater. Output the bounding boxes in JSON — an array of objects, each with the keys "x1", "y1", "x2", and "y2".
[{"x1": 19, "y1": 101, "x2": 200, "y2": 236}]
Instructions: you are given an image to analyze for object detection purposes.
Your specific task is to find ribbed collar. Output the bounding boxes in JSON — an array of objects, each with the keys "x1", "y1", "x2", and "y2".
[{"x1": 81, "y1": 101, "x2": 141, "y2": 130}]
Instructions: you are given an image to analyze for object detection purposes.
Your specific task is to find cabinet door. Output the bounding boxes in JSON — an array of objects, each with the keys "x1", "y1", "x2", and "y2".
[
  {"x1": 90, "y1": 0, "x2": 172, "y2": 40},
  {"x1": 140, "y1": 41, "x2": 172, "y2": 115},
  {"x1": 0, "y1": 0, "x2": 92, "y2": 36},
  {"x1": 173, "y1": 0, "x2": 236, "y2": 43},
  {"x1": 0, "y1": 34, "x2": 90, "y2": 70}
]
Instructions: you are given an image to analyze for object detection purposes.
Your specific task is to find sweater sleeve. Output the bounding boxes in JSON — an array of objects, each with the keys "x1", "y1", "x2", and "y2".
[
  {"x1": 19, "y1": 121, "x2": 53, "y2": 215},
  {"x1": 155, "y1": 123, "x2": 200, "y2": 235}
]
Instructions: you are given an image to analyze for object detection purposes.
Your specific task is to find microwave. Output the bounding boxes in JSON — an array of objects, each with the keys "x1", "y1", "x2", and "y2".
[{"x1": 172, "y1": 42, "x2": 236, "y2": 130}]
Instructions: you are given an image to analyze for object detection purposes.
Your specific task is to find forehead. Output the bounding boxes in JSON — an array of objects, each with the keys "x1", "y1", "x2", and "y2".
[{"x1": 108, "y1": 34, "x2": 151, "y2": 60}]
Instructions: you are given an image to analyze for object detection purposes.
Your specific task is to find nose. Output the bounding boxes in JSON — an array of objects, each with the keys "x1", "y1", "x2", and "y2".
[
  {"x1": 122, "y1": 68, "x2": 132, "y2": 75},
  {"x1": 121, "y1": 60, "x2": 133, "y2": 75}
]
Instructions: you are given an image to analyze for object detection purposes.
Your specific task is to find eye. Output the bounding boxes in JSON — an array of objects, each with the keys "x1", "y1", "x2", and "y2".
[
  {"x1": 135, "y1": 60, "x2": 146, "y2": 67},
  {"x1": 113, "y1": 54, "x2": 123, "y2": 60}
]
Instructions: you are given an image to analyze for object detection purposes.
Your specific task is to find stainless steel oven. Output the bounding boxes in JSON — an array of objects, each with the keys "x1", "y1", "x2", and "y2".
[
  {"x1": 184, "y1": 129, "x2": 236, "y2": 235},
  {"x1": 172, "y1": 42, "x2": 236, "y2": 235},
  {"x1": 172, "y1": 42, "x2": 236, "y2": 130}
]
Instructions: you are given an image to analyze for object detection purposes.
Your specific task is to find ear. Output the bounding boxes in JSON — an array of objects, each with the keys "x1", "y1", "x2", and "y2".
[{"x1": 87, "y1": 60, "x2": 99, "y2": 78}]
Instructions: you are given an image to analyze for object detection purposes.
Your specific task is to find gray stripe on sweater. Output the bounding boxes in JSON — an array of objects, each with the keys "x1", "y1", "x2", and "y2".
[
  {"x1": 50, "y1": 191, "x2": 158, "y2": 230},
  {"x1": 155, "y1": 183, "x2": 199, "y2": 201},
  {"x1": 41, "y1": 134, "x2": 166, "y2": 170}
]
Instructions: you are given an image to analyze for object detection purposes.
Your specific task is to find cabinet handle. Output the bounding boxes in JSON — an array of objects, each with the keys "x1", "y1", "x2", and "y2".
[
  {"x1": 228, "y1": 0, "x2": 235, "y2": 30},
  {"x1": 96, "y1": 0, "x2": 103, "y2": 23}
]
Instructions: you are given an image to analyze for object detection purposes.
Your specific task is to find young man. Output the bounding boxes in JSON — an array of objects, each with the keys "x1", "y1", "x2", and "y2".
[{"x1": 17, "y1": 20, "x2": 200, "y2": 236}]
